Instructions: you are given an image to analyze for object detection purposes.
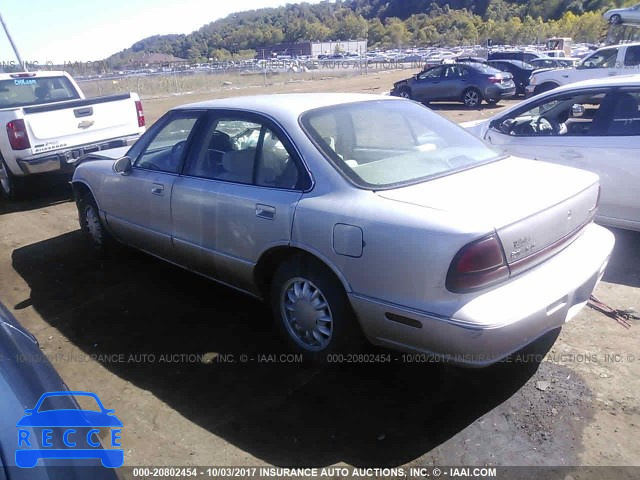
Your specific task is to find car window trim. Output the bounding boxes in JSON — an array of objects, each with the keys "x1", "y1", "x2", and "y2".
[{"x1": 180, "y1": 108, "x2": 313, "y2": 192}]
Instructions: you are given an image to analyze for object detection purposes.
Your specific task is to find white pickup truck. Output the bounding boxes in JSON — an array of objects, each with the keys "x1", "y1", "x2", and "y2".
[
  {"x1": 0, "y1": 71, "x2": 146, "y2": 199},
  {"x1": 526, "y1": 42, "x2": 640, "y2": 96}
]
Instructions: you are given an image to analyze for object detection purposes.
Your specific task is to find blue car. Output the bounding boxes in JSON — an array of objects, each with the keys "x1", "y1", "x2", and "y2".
[{"x1": 0, "y1": 301, "x2": 119, "y2": 479}]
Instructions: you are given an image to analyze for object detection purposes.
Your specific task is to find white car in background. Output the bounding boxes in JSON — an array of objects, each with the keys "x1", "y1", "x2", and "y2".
[{"x1": 464, "y1": 76, "x2": 640, "y2": 232}]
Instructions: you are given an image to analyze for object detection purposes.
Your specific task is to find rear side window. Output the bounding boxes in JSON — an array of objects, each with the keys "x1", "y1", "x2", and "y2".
[
  {"x1": 0, "y1": 76, "x2": 80, "y2": 108},
  {"x1": 623, "y1": 46, "x2": 640, "y2": 67}
]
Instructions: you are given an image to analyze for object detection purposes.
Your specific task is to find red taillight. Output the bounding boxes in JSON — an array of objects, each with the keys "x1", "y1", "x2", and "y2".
[
  {"x1": 446, "y1": 235, "x2": 509, "y2": 293},
  {"x1": 6, "y1": 120, "x2": 30, "y2": 150},
  {"x1": 488, "y1": 76, "x2": 501, "y2": 84},
  {"x1": 135, "y1": 100, "x2": 145, "y2": 127}
]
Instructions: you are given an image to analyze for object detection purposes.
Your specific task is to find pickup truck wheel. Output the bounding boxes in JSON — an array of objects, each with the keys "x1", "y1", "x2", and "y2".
[
  {"x1": 270, "y1": 255, "x2": 362, "y2": 361},
  {"x1": 534, "y1": 83, "x2": 558, "y2": 95},
  {"x1": 0, "y1": 160, "x2": 23, "y2": 200},
  {"x1": 78, "y1": 193, "x2": 114, "y2": 255},
  {"x1": 463, "y1": 88, "x2": 482, "y2": 108}
]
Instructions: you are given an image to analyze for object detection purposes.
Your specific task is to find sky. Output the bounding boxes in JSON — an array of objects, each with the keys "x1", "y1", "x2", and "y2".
[{"x1": 0, "y1": 0, "x2": 324, "y2": 64}]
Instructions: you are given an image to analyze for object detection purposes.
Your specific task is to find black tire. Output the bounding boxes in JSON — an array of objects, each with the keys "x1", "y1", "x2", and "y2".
[
  {"x1": 486, "y1": 98, "x2": 500, "y2": 105},
  {"x1": 0, "y1": 159, "x2": 25, "y2": 200},
  {"x1": 462, "y1": 88, "x2": 482, "y2": 108},
  {"x1": 398, "y1": 87, "x2": 413, "y2": 100},
  {"x1": 77, "y1": 191, "x2": 115, "y2": 256},
  {"x1": 270, "y1": 255, "x2": 363, "y2": 361},
  {"x1": 534, "y1": 83, "x2": 558, "y2": 96},
  {"x1": 610, "y1": 14, "x2": 622, "y2": 24}
]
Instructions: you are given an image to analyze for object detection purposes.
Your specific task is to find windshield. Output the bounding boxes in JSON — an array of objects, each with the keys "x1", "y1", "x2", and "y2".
[
  {"x1": 0, "y1": 76, "x2": 80, "y2": 109},
  {"x1": 300, "y1": 100, "x2": 501, "y2": 189}
]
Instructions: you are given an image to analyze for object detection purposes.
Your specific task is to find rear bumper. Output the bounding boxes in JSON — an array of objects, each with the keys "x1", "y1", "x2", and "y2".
[
  {"x1": 349, "y1": 223, "x2": 614, "y2": 367},
  {"x1": 484, "y1": 84, "x2": 516, "y2": 100},
  {"x1": 15, "y1": 135, "x2": 140, "y2": 176}
]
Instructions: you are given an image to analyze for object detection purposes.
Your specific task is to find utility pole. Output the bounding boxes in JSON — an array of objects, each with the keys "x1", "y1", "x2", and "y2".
[{"x1": 0, "y1": 11, "x2": 27, "y2": 71}]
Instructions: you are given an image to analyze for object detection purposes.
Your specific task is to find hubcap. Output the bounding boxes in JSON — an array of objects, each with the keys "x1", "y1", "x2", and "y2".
[
  {"x1": 0, "y1": 162, "x2": 10, "y2": 195},
  {"x1": 84, "y1": 205, "x2": 103, "y2": 247},
  {"x1": 281, "y1": 277, "x2": 333, "y2": 351},
  {"x1": 465, "y1": 91, "x2": 479, "y2": 106}
]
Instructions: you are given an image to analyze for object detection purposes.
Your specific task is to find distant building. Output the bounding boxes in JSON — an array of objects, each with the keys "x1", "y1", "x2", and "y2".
[{"x1": 256, "y1": 40, "x2": 368, "y2": 59}]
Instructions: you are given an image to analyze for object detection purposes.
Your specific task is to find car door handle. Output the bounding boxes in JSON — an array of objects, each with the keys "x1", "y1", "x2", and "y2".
[
  {"x1": 256, "y1": 204, "x2": 276, "y2": 220},
  {"x1": 151, "y1": 183, "x2": 164, "y2": 195},
  {"x1": 608, "y1": 71, "x2": 617, "y2": 76}
]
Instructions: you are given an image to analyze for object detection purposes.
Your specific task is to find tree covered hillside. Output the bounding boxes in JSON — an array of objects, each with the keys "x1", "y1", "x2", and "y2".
[{"x1": 106, "y1": 0, "x2": 638, "y2": 66}]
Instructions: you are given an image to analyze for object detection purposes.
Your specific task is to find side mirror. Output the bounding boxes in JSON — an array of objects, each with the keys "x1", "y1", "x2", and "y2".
[
  {"x1": 113, "y1": 156, "x2": 132, "y2": 175},
  {"x1": 571, "y1": 104, "x2": 585, "y2": 118}
]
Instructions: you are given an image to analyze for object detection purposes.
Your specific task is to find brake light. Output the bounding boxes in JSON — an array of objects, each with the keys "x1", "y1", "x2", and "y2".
[
  {"x1": 488, "y1": 76, "x2": 502, "y2": 83},
  {"x1": 6, "y1": 120, "x2": 30, "y2": 150},
  {"x1": 135, "y1": 100, "x2": 145, "y2": 127},
  {"x1": 9, "y1": 73, "x2": 36, "y2": 78},
  {"x1": 446, "y1": 235, "x2": 509, "y2": 293}
]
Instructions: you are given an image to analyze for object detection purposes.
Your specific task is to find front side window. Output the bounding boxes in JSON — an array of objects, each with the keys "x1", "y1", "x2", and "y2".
[
  {"x1": 581, "y1": 48, "x2": 618, "y2": 69},
  {"x1": 301, "y1": 100, "x2": 501, "y2": 189},
  {"x1": 497, "y1": 90, "x2": 612, "y2": 136},
  {"x1": 418, "y1": 67, "x2": 443, "y2": 80},
  {"x1": 135, "y1": 113, "x2": 201, "y2": 173}
]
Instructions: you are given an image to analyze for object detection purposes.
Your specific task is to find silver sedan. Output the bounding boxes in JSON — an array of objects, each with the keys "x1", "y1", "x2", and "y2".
[{"x1": 72, "y1": 94, "x2": 614, "y2": 365}]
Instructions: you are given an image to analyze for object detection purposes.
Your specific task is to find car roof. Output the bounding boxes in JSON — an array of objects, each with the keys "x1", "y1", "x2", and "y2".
[
  {"x1": 176, "y1": 93, "x2": 399, "y2": 118},
  {"x1": 550, "y1": 74, "x2": 640, "y2": 92}
]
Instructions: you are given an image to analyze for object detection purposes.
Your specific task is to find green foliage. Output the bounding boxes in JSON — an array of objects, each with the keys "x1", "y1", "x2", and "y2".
[{"x1": 106, "y1": 0, "x2": 617, "y2": 64}]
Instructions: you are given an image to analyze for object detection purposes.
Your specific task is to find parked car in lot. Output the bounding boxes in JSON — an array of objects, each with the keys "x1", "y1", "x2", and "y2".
[
  {"x1": 72, "y1": 94, "x2": 613, "y2": 365},
  {"x1": 0, "y1": 71, "x2": 146, "y2": 199},
  {"x1": 526, "y1": 43, "x2": 640, "y2": 96},
  {"x1": 486, "y1": 59, "x2": 535, "y2": 95},
  {"x1": 0, "y1": 301, "x2": 118, "y2": 478},
  {"x1": 391, "y1": 63, "x2": 516, "y2": 107},
  {"x1": 464, "y1": 76, "x2": 640, "y2": 232},
  {"x1": 603, "y1": 4, "x2": 640, "y2": 24}
]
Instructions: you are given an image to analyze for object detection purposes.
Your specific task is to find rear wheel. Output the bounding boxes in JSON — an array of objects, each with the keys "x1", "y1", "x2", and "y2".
[
  {"x1": 270, "y1": 255, "x2": 362, "y2": 361},
  {"x1": 463, "y1": 88, "x2": 482, "y2": 108},
  {"x1": 0, "y1": 159, "x2": 24, "y2": 200}
]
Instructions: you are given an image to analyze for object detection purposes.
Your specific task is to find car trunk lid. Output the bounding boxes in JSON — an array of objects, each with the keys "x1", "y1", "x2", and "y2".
[{"x1": 377, "y1": 157, "x2": 600, "y2": 271}]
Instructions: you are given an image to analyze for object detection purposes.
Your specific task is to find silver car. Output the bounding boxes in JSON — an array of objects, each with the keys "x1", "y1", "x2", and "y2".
[{"x1": 71, "y1": 94, "x2": 614, "y2": 365}]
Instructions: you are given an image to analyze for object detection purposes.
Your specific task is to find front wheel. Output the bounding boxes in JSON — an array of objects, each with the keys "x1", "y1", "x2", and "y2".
[
  {"x1": 398, "y1": 87, "x2": 413, "y2": 100},
  {"x1": 77, "y1": 192, "x2": 115, "y2": 256},
  {"x1": 270, "y1": 255, "x2": 362, "y2": 361},
  {"x1": 463, "y1": 88, "x2": 482, "y2": 108},
  {"x1": 610, "y1": 14, "x2": 622, "y2": 24}
]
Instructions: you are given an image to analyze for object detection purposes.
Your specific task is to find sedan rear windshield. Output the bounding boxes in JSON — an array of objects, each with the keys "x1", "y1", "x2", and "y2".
[
  {"x1": 300, "y1": 100, "x2": 502, "y2": 189},
  {"x1": 0, "y1": 76, "x2": 80, "y2": 109}
]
